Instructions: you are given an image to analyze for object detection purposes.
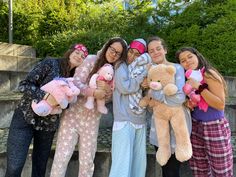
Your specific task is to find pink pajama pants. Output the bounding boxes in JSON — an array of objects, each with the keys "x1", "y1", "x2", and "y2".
[{"x1": 50, "y1": 98, "x2": 101, "y2": 177}]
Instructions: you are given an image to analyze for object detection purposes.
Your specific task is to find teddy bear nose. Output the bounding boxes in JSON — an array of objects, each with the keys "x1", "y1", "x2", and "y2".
[{"x1": 150, "y1": 81, "x2": 162, "y2": 90}]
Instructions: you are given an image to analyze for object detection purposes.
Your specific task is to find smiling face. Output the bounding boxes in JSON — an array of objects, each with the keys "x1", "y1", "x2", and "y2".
[
  {"x1": 178, "y1": 51, "x2": 199, "y2": 70},
  {"x1": 105, "y1": 42, "x2": 123, "y2": 64},
  {"x1": 127, "y1": 48, "x2": 141, "y2": 64},
  {"x1": 148, "y1": 40, "x2": 167, "y2": 64},
  {"x1": 69, "y1": 49, "x2": 85, "y2": 69}
]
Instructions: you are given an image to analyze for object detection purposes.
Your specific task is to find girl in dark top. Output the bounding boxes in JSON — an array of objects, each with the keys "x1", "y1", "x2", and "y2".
[{"x1": 5, "y1": 43, "x2": 88, "y2": 177}]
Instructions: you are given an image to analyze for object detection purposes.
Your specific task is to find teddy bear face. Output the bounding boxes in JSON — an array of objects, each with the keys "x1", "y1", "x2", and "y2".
[
  {"x1": 147, "y1": 64, "x2": 176, "y2": 90},
  {"x1": 103, "y1": 68, "x2": 114, "y2": 81},
  {"x1": 98, "y1": 64, "x2": 114, "y2": 81}
]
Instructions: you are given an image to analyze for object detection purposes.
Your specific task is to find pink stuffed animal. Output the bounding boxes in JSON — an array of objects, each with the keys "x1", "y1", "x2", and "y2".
[
  {"x1": 183, "y1": 68, "x2": 208, "y2": 112},
  {"x1": 31, "y1": 77, "x2": 80, "y2": 116},
  {"x1": 84, "y1": 63, "x2": 114, "y2": 114}
]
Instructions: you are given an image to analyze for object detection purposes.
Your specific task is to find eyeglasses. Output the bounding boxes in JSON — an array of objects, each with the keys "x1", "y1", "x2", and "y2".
[{"x1": 109, "y1": 46, "x2": 122, "y2": 58}]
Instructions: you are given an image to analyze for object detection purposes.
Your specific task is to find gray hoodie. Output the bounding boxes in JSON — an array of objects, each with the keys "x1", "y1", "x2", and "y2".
[{"x1": 113, "y1": 62, "x2": 148, "y2": 125}]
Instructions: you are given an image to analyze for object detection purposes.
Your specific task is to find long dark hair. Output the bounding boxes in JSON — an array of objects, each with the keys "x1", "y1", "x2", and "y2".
[
  {"x1": 175, "y1": 47, "x2": 227, "y2": 96},
  {"x1": 88, "y1": 37, "x2": 127, "y2": 80},
  {"x1": 59, "y1": 44, "x2": 80, "y2": 77}
]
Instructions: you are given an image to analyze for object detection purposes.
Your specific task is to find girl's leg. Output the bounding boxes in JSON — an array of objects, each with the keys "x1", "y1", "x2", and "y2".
[
  {"x1": 50, "y1": 111, "x2": 79, "y2": 177},
  {"x1": 78, "y1": 111, "x2": 100, "y2": 177},
  {"x1": 205, "y1": 118, "x2": 233, "y2": 177},
  {"x1": 131, "y1": 126, "x2": 147, "y2": 177},
  {"x1": 109, "y1": 123, "x2": 135, "y2": 177},
  {"x1": 161, "y1": 155, "x2": 180, "y2": 177},
  {"x1": 189, "y1": 119, "x2": 211, "y2": 177},
  {"x1": 5, "y1": 109, "x2": 33, "y2": 177},
  {"x1": 32, "y1": 129, "x2": 55, "y2": 177}
]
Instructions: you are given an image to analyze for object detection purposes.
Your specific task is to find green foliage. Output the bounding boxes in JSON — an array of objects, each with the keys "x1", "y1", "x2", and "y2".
[
  {"x1": 157, "y1": 0, "x2": 236, "y2": 76},
  {"x1": 0, "y1": 1, "x2": 8, "y2": 42},
  {"x1": 0, "y1": 0, "x2": 235, "y2": 76}
]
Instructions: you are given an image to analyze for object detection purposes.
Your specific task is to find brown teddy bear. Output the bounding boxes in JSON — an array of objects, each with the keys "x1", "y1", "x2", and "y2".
[{"x1": 139, "y1": 64, "x2": 192, "y2": 166}]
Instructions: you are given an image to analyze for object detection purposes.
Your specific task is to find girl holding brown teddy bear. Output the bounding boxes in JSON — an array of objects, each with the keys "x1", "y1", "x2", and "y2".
[{"x1": 143, "y1": 36, "x2": 192, "y2": 177}]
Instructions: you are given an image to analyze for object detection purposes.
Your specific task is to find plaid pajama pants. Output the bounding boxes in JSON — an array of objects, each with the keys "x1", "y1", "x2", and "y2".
[{"x1": 189, "y1": 117, "x2": 234, "y2": 177}]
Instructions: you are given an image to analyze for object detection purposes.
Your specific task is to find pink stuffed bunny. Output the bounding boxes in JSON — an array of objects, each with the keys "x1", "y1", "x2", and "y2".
[
  {"x1": 183, "y1": 68, "x2": 208, "y2": 112},
  {"x1": 31, "y1": 77, "x2": 80, "y2": 116},
  {"x1": 84, "y1": 64, "x2": 114, "y2": 114}
]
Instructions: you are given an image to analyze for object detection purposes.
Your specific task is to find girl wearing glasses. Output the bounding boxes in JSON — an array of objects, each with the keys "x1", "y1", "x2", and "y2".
[
  {"x1": 50, "y1": 37, "x2": 127, "y2": 177},
  {"x1": 109, "y1": 38, "x2": 150, "y2": 177}
]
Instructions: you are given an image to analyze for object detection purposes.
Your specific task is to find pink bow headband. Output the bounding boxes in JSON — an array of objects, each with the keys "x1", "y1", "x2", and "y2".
[
  {"x1": 74, "y1": 44, "x2": 89, "y2": 58},
  {"x1": 129, "y1": 41, "x2": 146, "y2": 54}
]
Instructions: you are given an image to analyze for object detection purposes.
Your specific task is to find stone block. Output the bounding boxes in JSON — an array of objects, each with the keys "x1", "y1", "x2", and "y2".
[
  {"x1": 17, "y1": 57, "x2": 36, "y2": 72},
  {"x1": 0, "y1": 98, "x2": 21, "y2": 128},
  {"x1": 0, "y1": 55, "x2": 17, "y2": 71},
  {"x1": 0, "y1": 42, "x2": 36, "y2": 57},
  {"x1": 225, "y1": 76, "x2": 236, "y2": 97},
  {"x1": 0, "y1": 72, "x2": 10, "y2": 92},
  {"x1": 10, "y1": 72, "x2": 28, "y2": 91},
  {"x1": 225, "y1": 106, "x2": 236, "y2": 133}
]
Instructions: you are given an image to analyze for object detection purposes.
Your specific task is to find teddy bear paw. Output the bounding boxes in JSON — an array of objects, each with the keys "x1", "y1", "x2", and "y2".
[
  {"x1": 97, "y1": 106, "x2": 108, "y2": 114},
  {"x1": 84, "y1": 102, "x2": 94, "y2": 110},
  {"x1": 175, "y1": 145, "x2": 192, "y2": 162},
  {"x1": 156, "y1": 149, "x2": 171, "y2": 166}
]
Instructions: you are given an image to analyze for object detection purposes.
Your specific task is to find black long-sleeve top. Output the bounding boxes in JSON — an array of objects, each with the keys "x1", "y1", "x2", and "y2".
[{"x1": 17, "y1": 58, "x2": 63, "y2": 131}]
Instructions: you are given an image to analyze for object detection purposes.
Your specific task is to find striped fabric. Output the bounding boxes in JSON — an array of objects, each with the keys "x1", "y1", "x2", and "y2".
[
  {"x1": 128, "y1": 53, "x2": 151, "y2": 114},
  {"x1": 189, "y1": 118, "x2": 234, "y2": 177}
]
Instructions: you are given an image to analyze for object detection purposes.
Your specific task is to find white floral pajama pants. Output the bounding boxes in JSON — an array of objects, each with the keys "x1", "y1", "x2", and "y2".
[{"x1": 50, "y1": 99, "x2": 101, "y2": 177}]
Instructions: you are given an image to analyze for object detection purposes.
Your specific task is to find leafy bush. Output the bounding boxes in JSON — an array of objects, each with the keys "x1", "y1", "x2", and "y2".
[
  {"x1": 0, "y1": 0, "x2": 235, "y2": 75},
  {"x1": 157, "y1": 0, "x2": 236, "y2": 76}
]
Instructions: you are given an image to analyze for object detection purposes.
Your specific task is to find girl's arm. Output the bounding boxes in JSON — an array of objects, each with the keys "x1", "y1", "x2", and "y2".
[
  {"x1": 199, "y1": 70, "x2": 225, "y2": 110},
  {"x1": 149, "y1": 64, "x2": 186, "y2": 106},
  {"x1": 115, "y1": 63, "x2": 147, "y2": 94},
  {"x1": 73, "y1": 55, "x2": 97, "y2": 97}
]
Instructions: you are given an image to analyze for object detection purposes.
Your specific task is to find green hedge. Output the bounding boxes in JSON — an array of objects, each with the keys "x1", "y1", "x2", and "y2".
[{"x1": 0, "y1": 0, "x2": 235, "y2": 76}]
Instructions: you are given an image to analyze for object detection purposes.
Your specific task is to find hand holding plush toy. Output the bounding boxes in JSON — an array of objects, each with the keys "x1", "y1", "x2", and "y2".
[
  {"x1": 183, "y1": 68, "x2": 208, "y2": 112},
  {"x1": 31, "y1": 77, "x2": 80, "y2": 116},
  {"x1": 84, "y1": 63, "x2": 114, "y2": 114}
]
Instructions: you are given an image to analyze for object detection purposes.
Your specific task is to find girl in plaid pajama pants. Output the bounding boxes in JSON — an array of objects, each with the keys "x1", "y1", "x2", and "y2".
[
  {"x1": 176, "y1": 47, "x2": 234, "y2": 177},
  {"x1": 50, "y1": 37, "x2": 127, "y2": 177}
]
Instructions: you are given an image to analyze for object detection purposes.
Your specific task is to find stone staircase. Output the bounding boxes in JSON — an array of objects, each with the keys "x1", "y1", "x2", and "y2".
[{"x1": 0, "y1": 42, "x2": 235, "y2": 177}]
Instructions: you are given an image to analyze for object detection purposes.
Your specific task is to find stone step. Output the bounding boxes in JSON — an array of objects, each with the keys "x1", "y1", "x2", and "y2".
[
  {"x1": 0, "y1": 128, "x2": 235, "y2": 177},
  {"x1": 0, "y1": 55, "x2": 40, "y2": 72},
  {"x1": 0, "y1": 42, "x2": 36, "y2": 57}
]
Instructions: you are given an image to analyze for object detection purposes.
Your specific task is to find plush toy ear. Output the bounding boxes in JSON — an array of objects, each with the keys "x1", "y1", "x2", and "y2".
[
  {"x1": 200, "y1": 67, "x2": 205, "y2": 75},
  {"x1": 166, "y1": 65, "x2": 176, "y2": 75},
  {"x1": 185, "y1": 69, "x2": 192, "y2": 78}
]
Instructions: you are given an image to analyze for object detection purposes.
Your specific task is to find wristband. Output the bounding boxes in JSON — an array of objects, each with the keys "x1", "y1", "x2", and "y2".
[{"x1": 195, "y1": 83, "x2": 208, "y2": 94}]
